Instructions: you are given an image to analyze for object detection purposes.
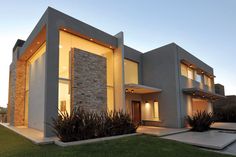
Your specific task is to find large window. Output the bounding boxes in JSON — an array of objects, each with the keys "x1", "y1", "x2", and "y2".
[
  {"x1": 181, "y1": 63, "x2": 194, "y2": 79},
  {"x1": 25, "y1": 42, "x2": 46, "y2": 126},
  {"x1": 204, "y1": 75, "x2": 212, "y2": 88},
  {"x1": 124, "y1": 59, "x2": 138, "y2": 84},
  {"x1": 181, "y1": 63, "x2": 188, "y2": 77},
  {"x1": 59, "y1": 30, "x2": 114, "y2": 112},
  {"x1": 195, "y1": 72, "x2": 202, "y2": 83},
  {"x1": 153, "y1": 101, "x2": 159, "y2": 120}
]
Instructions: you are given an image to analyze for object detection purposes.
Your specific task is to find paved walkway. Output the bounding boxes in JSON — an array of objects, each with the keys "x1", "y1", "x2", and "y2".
[
  {"x1": 137, "y1": 126, "x2": 189, "y2": 137},
  {"x1": 0, "y1": 123, "x2": 57, "y2": 145},
  {"x1": 162, "y1": 130, "x2": 236, "y2": 150},
  {"x1": 212, "y1": 122, "x2": 236, "y2": 131}
]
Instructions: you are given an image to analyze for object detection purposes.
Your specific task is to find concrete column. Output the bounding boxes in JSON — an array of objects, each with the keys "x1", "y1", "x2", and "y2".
[
  {"x1": 44, "y1": 17, "x2": 59, "y2": 137},
  {"x1": 114, "y1": 32, "x2": 125, "y2": 111}
]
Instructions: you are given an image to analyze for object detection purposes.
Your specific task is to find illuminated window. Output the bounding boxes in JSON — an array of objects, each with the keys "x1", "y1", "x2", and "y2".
[
  {"x1": 181, "y1": 63, "x2": 188, "y2": 77},
  {"x1": 204, "y1": 75, "x2": 212, "y2": 90},
  {"x1": 195, "y1": 72, "x2": 202, "y2": 83},
  {"x1": 187, "y1": 68, "x2": 194, "y2": 80},
  {"x1": 124, "y1": 59, "x2": 138, "y2": 84},
  {"x1": 58, "y1": 80, "x2": 71, "y2": 114},
  {"x1": 153, "y1": 101, "x2": 159, "y2": 120},
  {"x1": 25, "y1": 42, "x2": 46, "y2": 125},
  {"x1": 59, "y1": 30, "x2": 114, "y2": 112}
]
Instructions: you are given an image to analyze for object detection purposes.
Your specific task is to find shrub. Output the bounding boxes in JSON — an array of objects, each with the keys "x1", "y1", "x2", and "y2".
[
  {"x1": 186, "y1": 111, "x2": 214, "y2": 132},
  {"x1": 214, "y1": 110, "x2": 236, "y2": 122},
  {"x1": 52, "y1": 107, "x2": 138, "y2": 142}
]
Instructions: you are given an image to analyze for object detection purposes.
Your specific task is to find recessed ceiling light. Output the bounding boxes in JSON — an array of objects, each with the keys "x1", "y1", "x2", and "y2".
[
  {"x1": 63, "y1": 28, "x2": 67, "y2": 31},
  {"x1": 37, "y1": 41, "x2": 40, "y2": 45},
  {"x1": 109, "y1": 46, "x2": 112, "y2": 49},
  {"x1": 59, "y1": 45, "x2": 63, "y2": 49},
  {"x1": 90, "y1": 38, "x2": 93, "y2": 41}
]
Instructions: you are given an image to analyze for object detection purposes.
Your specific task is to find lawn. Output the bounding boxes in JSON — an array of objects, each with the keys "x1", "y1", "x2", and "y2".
[{"x1": 0, "y1": 125, "x2": 233, "y2": 157}]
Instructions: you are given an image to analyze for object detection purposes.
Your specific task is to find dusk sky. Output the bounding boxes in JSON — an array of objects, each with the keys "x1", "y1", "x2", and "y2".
[{"x1": 0, "y1": 0, "x2": 236, "y2": 107}]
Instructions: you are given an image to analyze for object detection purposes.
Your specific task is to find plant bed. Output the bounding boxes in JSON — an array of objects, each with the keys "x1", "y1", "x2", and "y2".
[
  {"x1": 55, "y1": 133, "x2": 140, "y2": 147},
  {"x1": 52, "y1": 107, "x2": 138, "y2": 142},
  {"x1": 186, "y1": 111, "x2": 214, "y2": 132}
]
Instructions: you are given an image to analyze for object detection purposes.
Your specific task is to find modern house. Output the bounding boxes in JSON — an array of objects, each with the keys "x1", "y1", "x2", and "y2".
[{"x1": 7, "y1": 7, "x2": 224, "y2": 137}]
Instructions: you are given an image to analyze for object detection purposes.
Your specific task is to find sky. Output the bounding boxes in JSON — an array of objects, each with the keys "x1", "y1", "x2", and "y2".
[{"x1": 0, "y1": 0, "x2": 236, "y2": 107}]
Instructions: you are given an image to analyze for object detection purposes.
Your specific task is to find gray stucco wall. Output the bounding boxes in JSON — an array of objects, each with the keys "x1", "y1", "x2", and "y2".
[
  {"x1": 28, "y1": 53, "x2": 45, "y2": 131},
  {"x1": 142, "y1": 44, "x2": 181, "y2": 128},
  {"x1": 176, "y1": 44, "x2": 215, "y2": 126},
  {"x1": 71, "y1": 49, "x2": 107, "y2": 112}
]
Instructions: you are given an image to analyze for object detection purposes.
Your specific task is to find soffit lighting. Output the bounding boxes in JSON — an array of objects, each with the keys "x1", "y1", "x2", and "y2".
[
  {"x1": 131, "y1": 90, "x2": 134, "y2": 93},
  {"x1": 63, "y1": 28, "x2": 67, "y2": 31},
  {"x1": 90, "y1": 38, "x2": 93, "y2": 41},
  {"x1": 37, "y1": 41, "x2": 40, "y2": 45}
]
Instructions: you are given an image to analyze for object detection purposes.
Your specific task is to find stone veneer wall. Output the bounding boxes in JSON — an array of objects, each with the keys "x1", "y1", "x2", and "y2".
[
  {"x1": 8, "y1": 47, "x2": 26, "y2": 126},
  {"x1": 71, "y1": 49, "x2": 107, "y2": 112},
  {"x1": 8, "y1": 63, "x2": 16, "y2": 125},
  {"x1": 14, "y1": 60, "x2": 26, "y2": 126}
]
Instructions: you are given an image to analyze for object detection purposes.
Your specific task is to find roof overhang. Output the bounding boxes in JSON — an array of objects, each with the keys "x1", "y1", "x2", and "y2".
[
  {"x1": 125, "y1": 84, "x2": 162, "y2": 94},
  {"x1": 183, "y1": 88, "x2": 226, "y2": 101}
]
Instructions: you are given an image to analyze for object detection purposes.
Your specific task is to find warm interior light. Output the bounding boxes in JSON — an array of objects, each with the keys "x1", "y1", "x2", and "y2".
[
  {"x1": 63, "y1": 28, "x2": 67, "y2": 31},
  {"x1": 90, "y1": 38, "x2": 93, "y2": 41},
  {"x1": 37, "y1": 41, "x2": 40, "y2": 45},
  {"x1": 189, "y1": 65, "x2": 193, "y2": 68},
  {"x1": 125, "y1": 89, "x2": 128, "y2": 92},
  {"x1": 59, "y1": 45, "x2": 63, "y2": 49},
  {"x1": 131, "y1": 90, "x2": 134, "y2": 93},
  {"x1": 109, "y1": 46, "x2": 112, "y2": 49}
]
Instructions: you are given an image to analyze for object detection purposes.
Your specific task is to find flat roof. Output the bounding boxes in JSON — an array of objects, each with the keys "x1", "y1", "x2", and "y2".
[{"x1": 125, "y1": 84, "x2": 162, "y2": 94}]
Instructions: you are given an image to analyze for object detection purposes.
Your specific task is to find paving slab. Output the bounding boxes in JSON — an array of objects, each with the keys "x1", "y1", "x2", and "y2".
[
  {"x1": 162, "y1": 130, "x2": 236, "y2": 150},
  {"x1": 137, "y1": 126, "x2": 189, "y2": 137},
  {"x1": 0, "y1": 123, "x2": 57, "y2": 145},
  {"x1": 219, "y1": 141, "x2": 236, "y2": 156},
  {"x1": 212, "y1": 122, "x2": 236, "y2": 131}
]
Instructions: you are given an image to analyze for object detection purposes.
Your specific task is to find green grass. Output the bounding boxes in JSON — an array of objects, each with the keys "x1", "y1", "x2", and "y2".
[{"x1": 0, "y1": 125, "x2": 233, "y2": 157}]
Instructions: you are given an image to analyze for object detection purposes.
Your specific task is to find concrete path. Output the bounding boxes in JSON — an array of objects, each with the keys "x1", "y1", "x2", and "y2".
[
  {"x1": 162, "y1": 130, "x2": 236, "y2": 150},
  {"x1": 0, "y1": 123, "x2": 57, "y2": 145},
  {"x1": 212, "y1": 122, "x2": 236, "y2": 131},
  {"x1": 137, "y1": 126, "x2": 189, "y2": 137}
]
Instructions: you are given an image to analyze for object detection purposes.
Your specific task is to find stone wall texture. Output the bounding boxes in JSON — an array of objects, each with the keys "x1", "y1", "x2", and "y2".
[
  {"x1": 71, "y1": 49, "x2": 107, "y2": 112},
  {"x1": 14, "y1": 60, "x2": 26, "y2": 126},
  {"x1": 8, "y1": 47, "x2": 26, "y2": 126}
]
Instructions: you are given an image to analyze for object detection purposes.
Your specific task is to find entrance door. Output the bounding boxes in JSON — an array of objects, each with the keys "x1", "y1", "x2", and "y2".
[{"x1": 131, "y1": 101, "x2": 141, "y2": 124}]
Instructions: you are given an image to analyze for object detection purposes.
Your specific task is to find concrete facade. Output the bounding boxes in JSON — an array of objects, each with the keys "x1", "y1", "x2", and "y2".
[{"x1": 8, "y1": 7, "x2": 221, "y2": 137}]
